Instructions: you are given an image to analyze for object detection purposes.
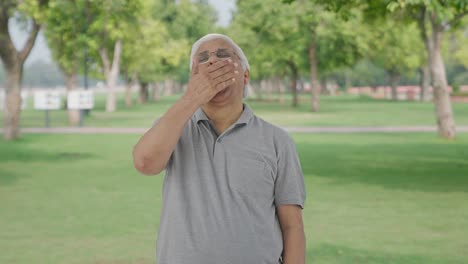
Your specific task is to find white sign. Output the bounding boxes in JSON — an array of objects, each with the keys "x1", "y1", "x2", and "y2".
[
  {"x1": 34, "y1": 90, "x2": 62, "y2": 110},
  {"x1": 1, "y1": 90, "x2": 29, "y2": 110},
  {"x1": 67, "y1": 90, "x2": 94, "y2": 110},
  {"x1": 21, "y1": 91, "x2": 28, "y2": 110}
]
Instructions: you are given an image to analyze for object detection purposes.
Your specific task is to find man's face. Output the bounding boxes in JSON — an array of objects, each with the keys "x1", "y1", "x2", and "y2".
[{"x1": 195, "y1": 39, "x2": 249, "y2": 106}]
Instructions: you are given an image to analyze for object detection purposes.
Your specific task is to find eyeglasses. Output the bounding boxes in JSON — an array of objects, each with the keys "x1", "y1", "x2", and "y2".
[{"x1": 197, "y1": 48, "x2": 237, "y2": 64}]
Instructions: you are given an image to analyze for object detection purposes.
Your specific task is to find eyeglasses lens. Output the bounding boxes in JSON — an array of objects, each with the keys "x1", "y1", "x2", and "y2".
[{"x1": 197, "y1": 50, "x2": 232, "y2": 64}]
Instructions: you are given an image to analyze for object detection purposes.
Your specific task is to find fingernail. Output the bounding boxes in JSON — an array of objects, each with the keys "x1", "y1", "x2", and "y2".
[
  {"x1": 234, "y1": 70, "x2": 239, "y2": 74},
  {"x1": 228, "y1": 59, "x2": 232, "y2": 63},
  {"x1": 234, "y1": 62, "x2": 238, "y2": 67},
  {"x1": 232, "y1": 78, "x2": 236, "y2": 81}
]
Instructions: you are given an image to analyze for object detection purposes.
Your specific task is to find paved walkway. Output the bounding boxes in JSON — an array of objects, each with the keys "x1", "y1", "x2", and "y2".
[{"x1": 6, "y1": 126, "x2": 468, "y2": 134}]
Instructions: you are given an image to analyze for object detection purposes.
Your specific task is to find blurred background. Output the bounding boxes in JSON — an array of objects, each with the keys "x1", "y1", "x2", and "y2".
[{"x1": 1, "y1": 0, "x2": 467, "y2": 263}]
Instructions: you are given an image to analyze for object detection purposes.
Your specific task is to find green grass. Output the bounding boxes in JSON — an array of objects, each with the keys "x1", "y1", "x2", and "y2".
[
  {"x1": 4, "y1": 92, "x2": 468, "y2": 128},
  {"x1": 1, "y1": 133, "x2": 468, "y2": 263}
]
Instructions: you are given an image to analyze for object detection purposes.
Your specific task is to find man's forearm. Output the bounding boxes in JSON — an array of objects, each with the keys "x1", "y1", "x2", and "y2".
[
  {"x1": 133, "y1": 97, "x2": 199, "y2": 175},
  {"x1": 281, "y1": 227, "x2": 306, "y2": 264}
]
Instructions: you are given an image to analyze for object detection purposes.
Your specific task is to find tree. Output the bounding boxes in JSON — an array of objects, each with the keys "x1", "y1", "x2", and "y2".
[
  {"x1": 44, "y1": 0, "x2": 87, "y2": 126},
  {"x1": 367, "y1": 19, "x2": 422, "y2": 100},
  {"x1": 85, "y1": 0, "x2": 142, "y2": 112},
  {"x1": 308, "y1": 0, "x2": 468, "y2": 138},
  {"x1": 231, "y1": 0, "x2": 367, "y2": 109},
  {"x1": 120, "y1": 0, "x2": 191, "y2": 105},
  {"x1": 452, "y1": 28, "x2": 468, "y2": 69},
  {"x1": 395, "y1": 0, "x2": 467, "y2": 138},
  {"x1": 155, "y1": 0, "x2": 218, "y2": 96},
  {"x1": 300, "y1": 5, "x2": 367, "y2": 110},
  {"x1": 0, "y1": 0, "x2": 49, "y2": 140},
  {"x1": 231, "y1": 0, "x2": 308, "y2": 107}
]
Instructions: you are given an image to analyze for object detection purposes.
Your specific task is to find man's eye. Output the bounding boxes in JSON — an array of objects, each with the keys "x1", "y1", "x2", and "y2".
[
  {"x1": 198, "y1": 55, "x2": 209, "y2": 62},
  {"x1": 217, "y1": 51, "x2": 231, "y2": 58}
]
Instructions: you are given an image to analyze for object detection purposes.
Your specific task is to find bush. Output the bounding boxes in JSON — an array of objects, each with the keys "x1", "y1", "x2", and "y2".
[{"x1": 451, "y1": 91, "x2": 468, "y2": 97}]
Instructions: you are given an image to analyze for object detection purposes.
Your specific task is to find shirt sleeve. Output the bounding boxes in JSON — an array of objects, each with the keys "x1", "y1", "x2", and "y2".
[{"x1": 274, "y1": 130, "x2": 306, "y2": 209}]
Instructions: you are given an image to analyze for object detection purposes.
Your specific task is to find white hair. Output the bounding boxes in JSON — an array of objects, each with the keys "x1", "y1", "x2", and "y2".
[{"x1": 190, "y1": 33, "x2": 250, "y2": 98}]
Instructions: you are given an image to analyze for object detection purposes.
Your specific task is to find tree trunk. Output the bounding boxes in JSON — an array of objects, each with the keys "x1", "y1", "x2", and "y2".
[
  {"x1": 417, "y1": 8, "x2": 433, "y2": 103},
  {"x1": 344, "y1": 69, "x2": 351, "y2": 92},
  {"x1": 278, "y1": 77, "x2": 286, "y2": 103},
  {"x1": 266, "y1": 79, "x2": 273, "y2": 101},
  {"x1": 99, "y1": 39, "x2": 122, "y2": 113},
  {"x1": 164, "y1": 78, "x2": 174, "y2": 96},
  {"x1": 430, "y1": 27, "x2": 456, "y2": 139},
  {"x1": 288, "y1": 62, "x2": 298, "y2": 107},
  {"x1": 0, "y1": 16, "x2": 41, "y2": 140},
  {"x1": 417, "y1": 8, "x2": 455, "y2": 138},
  {"x1": 384, "y1": 86, "x2": 391, "y2": 99},
  {"x1": 3, "y1": 65, "x2": 22, "y2": 140},
  {"x1": 152, "y1": 82, "x2": 161, "y2": 102},
  {"x1": 124, "y1": 81, "x2": 133, "y2": 108},
  {"x1": 253, "y1": 81, "x2": 263, "y2": 101},
  {"x1": 320, "y1": 79, "x2": 327, "y2": 95},
  {"x1": 329, "y1": 79, "x2": 337, "y2": 96},
  {"x1": 124, "y1": 73, "x2": 135, "y2": 108},
  {"x1": 260, "y1": 79, "x2": 267, "y2": 101},
  {"x1": 105, "y1": 82, "x2": 117, "y2": 112},
  {"x1": 64, "y1": 72, "x2": 80, "y2": 126},
  {"x1": 309, "y1": 41, "x2": 320, "y2": 112},
  {"x1": 139, "y1": 82, "x2": 149, "y2": 104},
  {"x1": 419, "y1": 64, "x2": 430, "y2": 101},
  {"x1": 272, "y1": 77, "x2": 281, "y2": 102},
  {"x1": 389, "y1": 71, "x2": 400, "y2": 101},
  {"x1": 174, "y1": 82, "x2": 182, "y2": 94}
]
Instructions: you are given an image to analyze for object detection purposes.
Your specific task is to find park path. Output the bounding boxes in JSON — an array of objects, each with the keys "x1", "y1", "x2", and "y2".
[{"x1": 5, "y1": 126, "x2": 468, "y2": 134}]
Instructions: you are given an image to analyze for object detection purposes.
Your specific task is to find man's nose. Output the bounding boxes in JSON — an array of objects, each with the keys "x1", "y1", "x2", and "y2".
[{"x1": 207, "y1": 53, "x2": 218, "y2": 65}]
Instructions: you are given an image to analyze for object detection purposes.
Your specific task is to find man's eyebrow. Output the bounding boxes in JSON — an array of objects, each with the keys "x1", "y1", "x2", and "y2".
[{"x1": 198, "y1": 50, "x2": 209, "y2": 55}]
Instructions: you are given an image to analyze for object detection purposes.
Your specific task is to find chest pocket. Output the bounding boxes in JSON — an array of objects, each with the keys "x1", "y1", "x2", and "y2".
[{"x1": 228, "y1": 157, "x2": 274, "y2": 198}]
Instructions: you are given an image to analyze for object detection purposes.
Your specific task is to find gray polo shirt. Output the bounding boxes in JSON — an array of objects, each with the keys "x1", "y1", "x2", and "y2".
[{"x1": 153, "y1": 103, "x2": 306, "y2": 264}]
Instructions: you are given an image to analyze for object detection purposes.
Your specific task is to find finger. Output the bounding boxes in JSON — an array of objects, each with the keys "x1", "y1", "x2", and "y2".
[
  {"x1": 214, "y1": 77, "x2": 236, "y2": 92},
  {"x1": 213, "y1": 71, "x2": 236, "y2": 84},
  {"x1": 192, "y1": 57, "x2": 199, "y2": 75},
  {"x1": 197, "y1": 61, "x2": 210, "y2": 75},
  {"x1": 209, "y1": 64, "x2": 236, "y2": 79},
  {"x1": 206, "y1": 59, "x2": 231, "y2": 73}
]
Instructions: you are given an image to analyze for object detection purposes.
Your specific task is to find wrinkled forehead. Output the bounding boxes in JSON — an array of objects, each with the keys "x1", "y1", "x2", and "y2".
[{"x1": 196, "y1": 38, "x2": 234, "y2": 54}]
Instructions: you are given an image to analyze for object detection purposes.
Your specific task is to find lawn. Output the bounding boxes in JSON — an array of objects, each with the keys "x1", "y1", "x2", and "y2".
[
  {"x1": 1, "y1": 133, "x2": 467, "y2": 263},
  {"x1": 3, "y1": 92, "x2": 468, "y2": 128}
]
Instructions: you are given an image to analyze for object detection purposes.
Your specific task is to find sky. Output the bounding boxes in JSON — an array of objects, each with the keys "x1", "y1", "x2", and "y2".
[{"x1": 9, "y1": 0, "x2": 235, "y2": 66}]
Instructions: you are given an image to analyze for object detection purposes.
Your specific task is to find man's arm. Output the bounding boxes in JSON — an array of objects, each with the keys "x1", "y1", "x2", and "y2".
[
  {"x1": 277, "y1": 204, "x2": 306, "y2": 264},
  {"x1": 132, "y1": 98, "x2": 199, "y2": 175},
  {"x1": 132, "y1": 59, "x2": 236, "y2": 176}
]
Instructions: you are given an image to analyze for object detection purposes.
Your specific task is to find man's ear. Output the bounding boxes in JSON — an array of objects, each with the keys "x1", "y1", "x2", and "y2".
[{"x1": 244, "y1": 70, "x2": 250, "y2": 86}]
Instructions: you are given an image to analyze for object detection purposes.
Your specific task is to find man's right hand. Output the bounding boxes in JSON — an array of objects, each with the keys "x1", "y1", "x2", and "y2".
[{"x1": 183, "y1": 58, "x2": 238, "y2": 106}]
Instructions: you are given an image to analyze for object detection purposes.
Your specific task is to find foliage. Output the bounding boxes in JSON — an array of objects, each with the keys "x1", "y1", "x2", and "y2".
[
  {"x1": 367, "y1": 19, "x2": 423, "y2": 77},
  {"x1": 44, "y1": 0, "x2": 87, "y2": 75},
  {"x1": 120, "y1": 0, "x2": 179, "y2": 83},
  {"x1": 229, "y1": 0, "x2": 368, "y2": 82},
  {"x1": 5, "y1": 0, "x2": 467, "y2": 90},
  {"x1": 229, "y1": 0, "x2": 305, "y2": 79},
  {"x1": 152, "y1": 0, "x2": 218, "y2": 82}
]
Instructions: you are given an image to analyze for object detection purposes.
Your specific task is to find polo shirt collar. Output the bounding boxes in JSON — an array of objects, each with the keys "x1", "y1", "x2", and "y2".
[{"x1": 194, "y1": 103, "x2": 254, "y2": 125}]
